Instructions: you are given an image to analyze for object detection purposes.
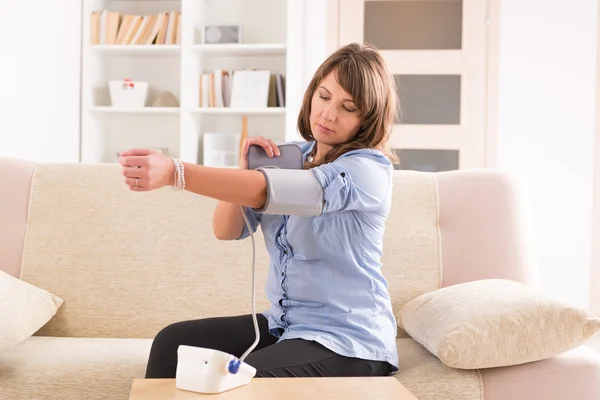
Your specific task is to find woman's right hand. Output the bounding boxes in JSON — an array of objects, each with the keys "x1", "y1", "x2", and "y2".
[{"x1": 239, "y1": 135, "x2": 281, "y2": 169}]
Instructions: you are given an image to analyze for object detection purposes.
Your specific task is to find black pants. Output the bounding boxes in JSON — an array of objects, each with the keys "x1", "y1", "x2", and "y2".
[{"x1": 145, "y1": 314, "x2": 392, "y2": 378}]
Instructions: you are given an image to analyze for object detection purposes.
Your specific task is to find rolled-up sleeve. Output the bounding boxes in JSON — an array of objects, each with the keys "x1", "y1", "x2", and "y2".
[
  {"x1": 311, "y1": 151, "x2": 392, "y2": 213},
  {"x1": 236, "y1": 206, "x2": 262, "y2": 240}
]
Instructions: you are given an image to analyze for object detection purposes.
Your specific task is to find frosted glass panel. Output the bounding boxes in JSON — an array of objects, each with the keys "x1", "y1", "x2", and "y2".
[
  {"x1": 393, "y1": 149, "x2": 459, "y2": 172},
  {"x1": 364, "y1": 1, "x2": 462, "y2": 50},
  {"x1": 395, "y1": 75, "x2": 461, "y2": 124}
]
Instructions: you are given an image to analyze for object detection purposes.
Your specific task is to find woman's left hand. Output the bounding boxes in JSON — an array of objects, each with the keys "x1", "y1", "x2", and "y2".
[{"x1": 118, "y1": 148, "x2": 175, "y2": 191}]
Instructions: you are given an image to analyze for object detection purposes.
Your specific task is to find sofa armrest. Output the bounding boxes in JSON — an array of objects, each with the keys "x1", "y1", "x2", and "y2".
[
  {"x1": 0, "y1": 157, "x2": 36, "y2": 278},
  {"x1": 435, "y1": 169, "x2": 540, "y2": 288}
]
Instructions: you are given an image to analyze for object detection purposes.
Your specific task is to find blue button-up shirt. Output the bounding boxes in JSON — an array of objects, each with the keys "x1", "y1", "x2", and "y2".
[{"x1": 238, "y1": 140, "x2": 399, "y2": 372}]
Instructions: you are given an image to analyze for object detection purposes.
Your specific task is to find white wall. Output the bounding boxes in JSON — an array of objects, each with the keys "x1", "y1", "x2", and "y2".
[
  {"x1": 494, "y1": 0, "x2": 598, "y2": 308},
  {"x1": 284, "y1": 0, "x2": 338, "y2": 142},
  {"x1": 0, "y1": 1, "x2": 81, "y2": 162},
  {"x1": 591, "y1": 2, "x2": 600, "y2": 322}
]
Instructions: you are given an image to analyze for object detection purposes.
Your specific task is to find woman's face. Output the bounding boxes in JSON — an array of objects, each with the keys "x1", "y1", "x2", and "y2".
[{"x1": 309, "y1": 71, "x2": 362, "y2": 148}]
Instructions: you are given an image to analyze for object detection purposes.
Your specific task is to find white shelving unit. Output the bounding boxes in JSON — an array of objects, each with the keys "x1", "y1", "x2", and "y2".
[{"x1": 81, "y1": 0, "x2": 300, "y2": 164}]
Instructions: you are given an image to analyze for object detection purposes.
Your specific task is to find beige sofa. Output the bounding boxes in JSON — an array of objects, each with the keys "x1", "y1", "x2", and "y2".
[{"x1": 1, "y1": 157, "x2": 599, "y2": 400}]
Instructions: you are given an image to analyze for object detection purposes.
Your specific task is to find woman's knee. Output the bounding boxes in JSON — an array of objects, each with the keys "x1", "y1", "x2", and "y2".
[
  {"x1": 146, "y1": 315, "x2": 262, "y2": 378},
  {"x1": 145, "y1": 322, "x2": 187, "y2": 378},
  {"x1": 147, "y1": 322, "x2": 188, "y2": 367},
  {"x1": 148, "y1": 318, "x2": 224, "y2": 356},
  {"x1": 151, "y1": 321, "x2": 187, "y2": 350}
]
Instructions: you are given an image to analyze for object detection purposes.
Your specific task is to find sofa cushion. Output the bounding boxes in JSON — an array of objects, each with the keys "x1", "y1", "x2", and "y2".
[
  {"x1": 399, "y1": 279, "x2": 600, "y2": 369},
  {"x1": 0, "y1": 271, "x2": 63, "y2": 354},
  {"x1": 382, "y1": 171, "x2": 442, "y2": 338},
  {"x1": 20, "y1": 163, "x2": 273, "y2": 339},
  {"x1": 0, "y1": 336, "x2": 152, "y2": 400},
  {"x1": 1, "y1": 336, "x2": 480, "y2": 400},
  {"x1": 480, "y1": 345, "x2": 600, "y2": 400}
]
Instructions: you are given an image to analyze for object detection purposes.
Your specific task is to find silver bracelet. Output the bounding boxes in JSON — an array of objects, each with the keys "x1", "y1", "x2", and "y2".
[{"x1": 170, "y1": 158, "x2": 185, "y2": 191}]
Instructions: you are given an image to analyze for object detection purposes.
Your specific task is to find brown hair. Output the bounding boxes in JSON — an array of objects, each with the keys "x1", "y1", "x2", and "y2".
[{"x1": 298, "y1": 42, "x2": 400, "y2": 168}]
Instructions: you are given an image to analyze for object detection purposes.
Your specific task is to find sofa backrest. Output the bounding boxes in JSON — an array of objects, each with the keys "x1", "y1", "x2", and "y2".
[{"x1": 0, "y1": 159, "x2": 539, "y2": 339}]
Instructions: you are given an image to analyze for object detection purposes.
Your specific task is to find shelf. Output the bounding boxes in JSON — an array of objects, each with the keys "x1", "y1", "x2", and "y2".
[
  {"x1": 191, "y1": 107, "x2": 286, "y2": 116},
  {"x1": 88, "y1": 44, "x2": 286, "y2": 57},
  {"x1": 191, "y1": 43, "x2": 286, "y2": 56},
  {"x1": 89, "y1": 106, "x2": 180, "y2": 114},
  {"x1": 89, "y1": 45, "x2": 181, "y2": 56},
  {"x1": 89, "y1": 107, "x2": 283, "y2": 116}
]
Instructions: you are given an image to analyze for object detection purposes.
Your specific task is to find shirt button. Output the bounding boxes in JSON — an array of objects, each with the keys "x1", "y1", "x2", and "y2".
[{"x1": 281, "y1": 272, "x2": 284, "y2": 277}]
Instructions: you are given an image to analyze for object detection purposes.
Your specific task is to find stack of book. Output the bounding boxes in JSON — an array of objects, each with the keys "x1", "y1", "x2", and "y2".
[{"x1": 90, "y1": 10, "x2": 181, "y2": 45}]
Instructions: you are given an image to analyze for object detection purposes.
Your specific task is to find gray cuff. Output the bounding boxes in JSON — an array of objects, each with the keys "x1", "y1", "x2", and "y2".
[{"x1": 254, "y1": 168, "x2": 324, "y2": 216}]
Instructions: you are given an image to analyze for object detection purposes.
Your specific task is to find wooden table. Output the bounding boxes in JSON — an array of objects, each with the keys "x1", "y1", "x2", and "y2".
[{"x1": 130, "y1": 377, "x2": 418, "y2": 399}]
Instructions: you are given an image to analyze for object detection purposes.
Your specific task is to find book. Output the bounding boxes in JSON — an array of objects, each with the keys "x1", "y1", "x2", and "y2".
[{"x1": 90, "y1": 10, "x2": 180, "y2": 45}]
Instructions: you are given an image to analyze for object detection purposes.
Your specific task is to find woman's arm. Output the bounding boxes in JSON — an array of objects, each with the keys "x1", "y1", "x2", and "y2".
[
  {"x1": 118, "y1": 152, "x2": 267, "y2": 208},
  {"x1": 212, "y1": 201, "x2": 247, "y2": 240},
  {"x1": 183, "y1": 165, "x2": 267, "y2": 240},
  {"x1": 181, "y1": 165, "x2": 267, "y2": 209},
  {"x1": 200, "y1": 135, "x2": 280, "y2": 240}
]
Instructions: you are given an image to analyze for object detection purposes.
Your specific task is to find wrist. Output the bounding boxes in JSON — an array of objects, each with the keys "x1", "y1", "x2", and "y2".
[{"x1": 169, "y1": 162, "x2": 176, "y2": 186}]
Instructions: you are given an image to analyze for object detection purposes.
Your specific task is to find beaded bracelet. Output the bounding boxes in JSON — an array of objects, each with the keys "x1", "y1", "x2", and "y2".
[{"x1": 170, "y1": 158, "x2": 186, "y2": 191}]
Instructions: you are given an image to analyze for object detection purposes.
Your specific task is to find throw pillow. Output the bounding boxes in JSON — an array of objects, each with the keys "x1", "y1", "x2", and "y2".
[
  {"x1": 0, "y1": 270, "x2": 64, "y2": 354},
  {"x1": 399, "y1": 278, "x2": 600, "y2": 369}
]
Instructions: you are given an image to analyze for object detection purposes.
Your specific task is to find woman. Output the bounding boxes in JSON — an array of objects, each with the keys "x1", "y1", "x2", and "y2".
[{"x1": 118, "y1": 42, "x2": 400, "y2": 378}]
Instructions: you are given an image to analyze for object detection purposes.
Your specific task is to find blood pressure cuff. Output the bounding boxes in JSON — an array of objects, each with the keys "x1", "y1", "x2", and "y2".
[{"x1": 253, "y1": 167, "x2": 324, "y2": 216}]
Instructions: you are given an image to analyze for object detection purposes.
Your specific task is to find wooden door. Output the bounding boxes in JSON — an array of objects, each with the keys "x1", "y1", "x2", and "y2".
[{"x1": 338, "y1": 0, "x2": 490, "y2": 171}]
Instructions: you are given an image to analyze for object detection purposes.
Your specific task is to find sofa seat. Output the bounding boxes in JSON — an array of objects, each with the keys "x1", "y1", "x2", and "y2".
[
  {"x1": 395, "y1": 338, "x2": 484, "y2": 400},
  {"x1": 0, "y1": 336, "x2": 152, "y2": 400},
  {"x1": 2, "y1": 336, "x2": 599, "y2": 399},
  {"x1": 3, "y1": 336, "x2": 484, "y2": 400}
]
